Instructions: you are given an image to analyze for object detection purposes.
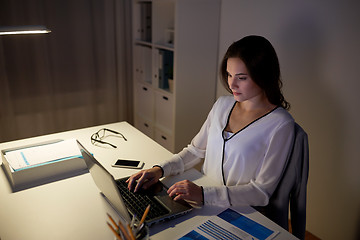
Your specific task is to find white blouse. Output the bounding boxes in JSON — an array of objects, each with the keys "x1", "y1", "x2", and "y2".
[{"x1": 159, "y1": 96, "x2": 295, "y2": 207}]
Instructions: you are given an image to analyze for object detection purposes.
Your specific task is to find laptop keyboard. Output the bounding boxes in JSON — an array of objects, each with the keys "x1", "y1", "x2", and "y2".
[{"x1": 116, "y1": 178, "x2": 170, "y2": 221}]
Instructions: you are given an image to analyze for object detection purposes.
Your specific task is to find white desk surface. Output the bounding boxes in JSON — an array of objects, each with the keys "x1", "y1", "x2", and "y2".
[{"x1": 0, "y1": 122, "x2": 297, "y2": 240}]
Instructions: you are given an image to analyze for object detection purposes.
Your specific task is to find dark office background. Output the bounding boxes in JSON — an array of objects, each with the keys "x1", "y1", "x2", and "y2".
[{"x1": 0, "y1": 0, "x2": 133, "y2": 143}]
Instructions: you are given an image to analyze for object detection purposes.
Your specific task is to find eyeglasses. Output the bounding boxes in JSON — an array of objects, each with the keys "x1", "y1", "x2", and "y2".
[{"x1": 91, "y1": 128, "x2": 127, "y2": 148}]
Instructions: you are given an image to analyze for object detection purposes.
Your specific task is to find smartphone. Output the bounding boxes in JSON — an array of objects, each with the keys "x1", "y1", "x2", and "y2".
[{"x1": 112, "y1": 159, "x2": 144, "y2": 169}]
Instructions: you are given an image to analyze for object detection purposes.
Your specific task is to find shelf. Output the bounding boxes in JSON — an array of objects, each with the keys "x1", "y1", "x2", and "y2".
[
  {"x1": 152, "y1": 0, "x2": 175, "y2": 46},
  {"x1": 132, "y1": 0, "x2": 220, "y2": 152},
  {"x1": 134, "y1": 40, "x2": 152, "y2": 47},
  {"x1": 154, "y1": 43, "x2": 174, "y2": 51},
  {"x1": 133, "y1": 1, "x2": 152, "y2": 42},
  {"x1": 155, "y1": 85, "x2": 173, "y2": 95}
]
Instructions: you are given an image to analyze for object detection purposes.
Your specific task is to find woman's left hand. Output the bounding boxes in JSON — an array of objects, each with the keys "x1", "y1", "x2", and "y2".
[{"x1": 167, "y1": 180, "x2": 203, "y2": 205}]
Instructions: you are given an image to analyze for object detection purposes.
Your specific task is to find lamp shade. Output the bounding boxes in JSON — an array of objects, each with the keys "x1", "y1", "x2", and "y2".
[{"x1": 0, "y1": 25, "x2": 51, "y2": 35}]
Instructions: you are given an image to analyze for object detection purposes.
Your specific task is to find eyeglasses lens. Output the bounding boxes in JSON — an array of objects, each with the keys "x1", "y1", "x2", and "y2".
[{"x1": 98, "y1": 129, "x2": 106, "y2": 138}]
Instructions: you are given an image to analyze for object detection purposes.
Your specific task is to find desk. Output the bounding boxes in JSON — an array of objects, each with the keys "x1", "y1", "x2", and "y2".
[{"x1": 0, "y1": 122, "x2": 297, "y2": 240}]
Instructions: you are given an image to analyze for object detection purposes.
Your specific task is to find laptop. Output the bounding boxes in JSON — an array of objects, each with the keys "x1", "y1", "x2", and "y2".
[{"x1": 77, "y1": 141, "x2": 192, "y2": 226}]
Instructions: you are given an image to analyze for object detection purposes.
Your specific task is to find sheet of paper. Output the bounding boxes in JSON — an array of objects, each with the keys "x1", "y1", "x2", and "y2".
[
  {"x1": 4, "y1": 139, "x2": 82, "y2": 171},
  {"x1": 179, "y1": 208, "x2": 279, "y2": 240}
]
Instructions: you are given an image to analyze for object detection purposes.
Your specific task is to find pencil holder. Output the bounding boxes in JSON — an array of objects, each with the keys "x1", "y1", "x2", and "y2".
[{"x1": 134, "y1": 223, "x2": 149, "y2": 240}]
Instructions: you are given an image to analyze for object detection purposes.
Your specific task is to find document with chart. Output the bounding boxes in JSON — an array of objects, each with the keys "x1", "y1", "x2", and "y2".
[{"x1": 179, "y1": 208, "x2": 279, "y2": 240}]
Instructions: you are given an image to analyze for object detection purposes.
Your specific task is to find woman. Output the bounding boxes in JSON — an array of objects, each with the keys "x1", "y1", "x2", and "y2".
[{"x1": 127, "y1": 35, "x2": 295, "y2": 207}]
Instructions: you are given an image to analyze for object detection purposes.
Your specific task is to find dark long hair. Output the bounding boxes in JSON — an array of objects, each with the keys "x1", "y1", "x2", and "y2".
[{"x1": 220, "y1": 35, "x2": 290, "y2": 110}]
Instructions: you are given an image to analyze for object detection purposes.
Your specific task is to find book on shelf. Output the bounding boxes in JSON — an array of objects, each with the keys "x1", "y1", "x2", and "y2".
[
  {"x1": 134, "y1": 44, "x2": 152, "y2": 84},
  {"x1": 157, "y1": 49, "x2": 173, "y2": 91}
]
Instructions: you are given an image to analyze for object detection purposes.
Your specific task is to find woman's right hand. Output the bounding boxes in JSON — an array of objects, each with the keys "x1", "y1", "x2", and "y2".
[{"x1": 126, "y1": 166, "x2": 163, "y2": 192}]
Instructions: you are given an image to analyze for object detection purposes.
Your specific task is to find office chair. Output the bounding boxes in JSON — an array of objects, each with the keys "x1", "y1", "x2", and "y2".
[{"x1": 257, "y1": 123, "x2": 309, "y2": 240}]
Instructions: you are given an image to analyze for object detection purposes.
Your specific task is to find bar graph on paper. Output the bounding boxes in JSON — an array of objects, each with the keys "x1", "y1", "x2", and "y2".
[{"x1": 178, "y1": 208, "x2": 279, "y2": 240}]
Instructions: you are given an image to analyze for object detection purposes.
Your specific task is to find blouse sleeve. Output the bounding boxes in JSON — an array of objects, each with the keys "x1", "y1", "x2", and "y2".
[
  {"x1": 158, "y1": 99, "x2": 220, "y2": 177},
  {"x1": 158, "y1": 120, "x2": 209, "y2": 177},
  {"x1": 203, "y1": 120, "x2": 295, "y2": 207}
]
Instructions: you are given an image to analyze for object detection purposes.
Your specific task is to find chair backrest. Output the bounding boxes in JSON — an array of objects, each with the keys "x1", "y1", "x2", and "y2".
[{"x1": 261, "y1": 122, "x2": 309, "y2": 240}]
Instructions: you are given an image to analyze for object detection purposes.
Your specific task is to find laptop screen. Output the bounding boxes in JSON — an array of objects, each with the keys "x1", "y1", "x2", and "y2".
[{"x1": 78, "y1": 141, "x2": 131, "y2": 222}]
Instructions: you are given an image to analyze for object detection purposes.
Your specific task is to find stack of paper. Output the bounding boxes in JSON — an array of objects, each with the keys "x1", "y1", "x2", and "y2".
[{"x1": 4, "y1": 139, "x2": 82, "y2": 171}]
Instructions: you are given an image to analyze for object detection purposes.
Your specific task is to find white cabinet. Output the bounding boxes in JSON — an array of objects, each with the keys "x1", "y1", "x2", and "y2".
[
  {"x1": 134, "y1": 82, "x2": 154, "y2": 120},
  {"x1": 155, "y1": 128, "x2": 173, "y2": 152},
  {"x1": 134, "y1": 115, "x2": 154, "y2": 138},
  {"x1": 155, "y1": 91, "x2": 173, "y2": 132},
  {"x1": 132, "y1": 0, "x2": 220, "y2": 153}
]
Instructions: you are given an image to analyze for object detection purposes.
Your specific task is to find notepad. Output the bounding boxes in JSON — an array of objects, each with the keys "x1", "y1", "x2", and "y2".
[{"x1": 4, "y1": 139, "x2": 82, "y2": 171}]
